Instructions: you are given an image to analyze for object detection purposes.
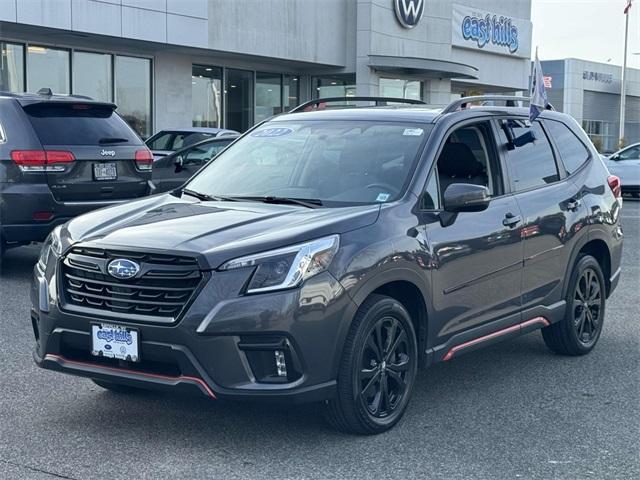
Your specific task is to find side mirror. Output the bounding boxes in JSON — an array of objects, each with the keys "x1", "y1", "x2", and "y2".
[
  {"x1": 174, "y1": 155, "x2": 183, "y2": 173},
  {"x1": 610, "y1": 154, "x2": 620, "y2": 161},
  {"x1": 443, "y1": 183, "x2": 491, "y2": 213}
]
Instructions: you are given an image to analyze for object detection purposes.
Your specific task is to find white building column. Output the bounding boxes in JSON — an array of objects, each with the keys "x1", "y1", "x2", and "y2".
[{"x1": 423, "y1": 79, "x2": 452, "y2": 108}]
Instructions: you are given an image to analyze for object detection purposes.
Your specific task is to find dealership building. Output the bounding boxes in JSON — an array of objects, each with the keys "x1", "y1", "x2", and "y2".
[
  {"x1": 541, "y1": 58, "x2": 640, "y2": 152},
  {"x1": 0, "y1": 0, "x2": 533, "y2": 137}
]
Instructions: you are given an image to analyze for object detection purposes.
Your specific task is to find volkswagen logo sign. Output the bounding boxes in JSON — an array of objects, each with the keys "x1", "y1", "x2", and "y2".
[
  {"x1": 394, "y1": 0, "x2": 424, "y2": 29},
  {"x1": 107, "y1": 259, "x2": 140, "y2": 280}
]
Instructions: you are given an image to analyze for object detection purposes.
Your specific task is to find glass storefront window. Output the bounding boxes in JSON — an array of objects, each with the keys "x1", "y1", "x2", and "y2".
[
  {"x1": 0, "y1": 42, "x2": 24, "y2": 92},
  {"x1": 73, "y1": 51, "x2": 112, "y2": 102},
  {"x1": 255, "y1": 72, "x2": 282, "y2": 123},
  {"x1": 27, "y1": 45, "x2": 69, "y2": 94},
  {"x1": 313, "y1": 75, "x2": 356, "y2": 99},
  {"x1": 379, "y1": 78, "x2": 422, "y2": 101},
  {"x1": 283, "y1": 75, "x2": 300, "y2": 112},
  {"x1": 115, "y1": 55, "x2": 151, "y2": 138},
  {"x1": 192, "y1": 65, "x2": 222, "y2": 128},
  {"x1": 225, "y1": 69, "x2": 254, "y2": 133}
]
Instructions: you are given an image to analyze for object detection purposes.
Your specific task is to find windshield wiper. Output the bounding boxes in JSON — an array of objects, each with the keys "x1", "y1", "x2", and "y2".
[
  {"x1": 249, "y1": 196, "x2": 323, "y2": 209},
  {"x1": 99, "y1": 137, "x2": 130, "y2": 144},
  {"x1": 182, "y1": 188, "x2": 240, "y2": 203}
]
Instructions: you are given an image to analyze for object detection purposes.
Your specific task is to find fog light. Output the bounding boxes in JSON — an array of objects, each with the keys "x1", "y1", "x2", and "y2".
[{"x1": 274, "y1": 350, "x2": 287, "y2": 377}]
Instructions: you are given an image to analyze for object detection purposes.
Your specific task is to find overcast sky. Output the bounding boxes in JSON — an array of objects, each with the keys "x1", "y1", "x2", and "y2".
[{"x1": 531, "y1": 0, "x2": 640, "y2": 68}]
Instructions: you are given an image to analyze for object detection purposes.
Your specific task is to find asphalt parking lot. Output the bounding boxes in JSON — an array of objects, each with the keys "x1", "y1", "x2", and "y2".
[{"x1": 0, "y1": 201, "x2": 638, "y2": 480}]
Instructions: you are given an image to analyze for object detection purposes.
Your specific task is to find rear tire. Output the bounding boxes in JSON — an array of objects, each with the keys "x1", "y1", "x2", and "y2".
[
  {"x1": 542, "y1": 255, "x2": 605, "y2": 355},
  {"x1": 92, "y1": 379, "x2": 142, "y2": 394},
  {"x1": 324, "y1": 294, "x2": 418, "y2": 435}
]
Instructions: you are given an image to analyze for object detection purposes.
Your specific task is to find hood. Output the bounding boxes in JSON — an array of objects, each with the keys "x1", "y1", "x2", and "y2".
[{"x1": 65, "y1": 193, "x2": 380, "y2": 268}]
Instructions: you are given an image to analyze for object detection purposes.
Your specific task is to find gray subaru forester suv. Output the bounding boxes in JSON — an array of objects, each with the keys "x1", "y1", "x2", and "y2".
[
  {"x1": 31, "y1": 96, "x2": 623, "y2": 434},
  {"x1": 0, "y1": 90, "x2": 154, "y2": 262}
]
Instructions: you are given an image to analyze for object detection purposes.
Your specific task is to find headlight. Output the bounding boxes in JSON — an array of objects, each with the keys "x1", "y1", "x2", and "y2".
[
  {"x1": 38, "y1": 226, "x2": 63, "y2": 271},
  {"x1": 220, "y1": 235, "x2": 339, "y2": 293}
]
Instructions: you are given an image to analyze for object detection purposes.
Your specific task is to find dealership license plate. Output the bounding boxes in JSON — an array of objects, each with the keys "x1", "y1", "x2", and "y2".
[
  {"x1": 93, "y1": 162, "x2": 117, "y2": 181},
  {"x1": 91, "y1": 323, "x2": 139, "y2": 362}
]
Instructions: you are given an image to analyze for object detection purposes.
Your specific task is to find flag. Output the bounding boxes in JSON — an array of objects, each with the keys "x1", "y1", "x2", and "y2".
[
  {"x1": 530, "y1": 50, "x2": 549, "y2": 122},
  {"x1": 624, "y1": 0, "x2": 633, "y2": 14}
]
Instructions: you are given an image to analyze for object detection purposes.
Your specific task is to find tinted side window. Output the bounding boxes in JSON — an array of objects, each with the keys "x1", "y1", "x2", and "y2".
[
  {"x1": 545, "y1": 120, "x2": 590, "y2": 174},
  {"x1": 503, "y1": 120, "x2": 558, "y2": 192}
]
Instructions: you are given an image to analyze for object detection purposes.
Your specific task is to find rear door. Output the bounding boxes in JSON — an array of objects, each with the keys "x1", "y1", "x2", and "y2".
[
  {"x1": 23, "y1": 102, "x2": 150, "y2": 202},
  {"x1": 496, "y1": 118, "x2": 587, "y2": 311}
]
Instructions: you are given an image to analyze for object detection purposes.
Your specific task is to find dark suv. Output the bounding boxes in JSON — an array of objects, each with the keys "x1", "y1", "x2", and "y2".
[
  {"x1": 0, "y1": 90, "x2": 154, "y2": 260},
  {"x1": 31, "y1": 96, "x2": 623, "y2": 435}
]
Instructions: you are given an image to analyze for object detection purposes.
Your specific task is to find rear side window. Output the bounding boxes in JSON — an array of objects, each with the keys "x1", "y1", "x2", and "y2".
[
  {"x1": 545, "y1": 120, "x2": 590, "y2": 174},
  {"x1": 147, "y1": 132, "x2": 214, "y2": 151},
  {"x1": 24, "y1": 103, "x2": 141, "y2": 146},
  {"x1": 501, "y1": 120, "x2": 559, "y2": 192}
]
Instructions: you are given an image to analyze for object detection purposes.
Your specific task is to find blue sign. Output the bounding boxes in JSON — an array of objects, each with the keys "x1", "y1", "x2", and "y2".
[{"x1": 461, "y1": 14, "x2": 519, "y2": 54}]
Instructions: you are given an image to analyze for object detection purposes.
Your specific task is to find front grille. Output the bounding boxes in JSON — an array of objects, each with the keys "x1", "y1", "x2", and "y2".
[{"x1": 60, "y1": 246, "x2": 202, "y2": 322}]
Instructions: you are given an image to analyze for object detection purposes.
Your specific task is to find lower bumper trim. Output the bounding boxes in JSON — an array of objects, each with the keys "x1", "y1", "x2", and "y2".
[
  {"x1": 442, "y1": 316, "x2": 550, "y2": 361},
  {"x1": 42, "y1": 353, "x2": 217, "y2": 399}
]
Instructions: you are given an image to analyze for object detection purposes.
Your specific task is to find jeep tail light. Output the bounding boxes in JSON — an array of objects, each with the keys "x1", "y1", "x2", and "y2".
[
  {"x1": 11, "y1": 150, "x2": 75, "y2": 172},
  {"x1": 608, "y1": 175, "x2": 621, "y2": 199},
  {"x1": 135, "y1": 149, "x2": 153, "y2": 171}
]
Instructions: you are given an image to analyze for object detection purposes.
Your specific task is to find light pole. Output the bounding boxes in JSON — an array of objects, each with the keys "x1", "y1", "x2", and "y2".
[{"x1": 619, "y1": 1, "x2": 634, "y2": 148}]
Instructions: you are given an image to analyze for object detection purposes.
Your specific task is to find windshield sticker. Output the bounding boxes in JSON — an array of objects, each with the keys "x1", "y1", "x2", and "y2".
[
  {"x1": 376, "y1": 193, "x2": 390, "y2": 202},
  {"x1": 403, "y1": 128, "x2": 424, "y2": 136},
  {"x1": 251, "y1": 127, "x2": 294, "y2": 138}
]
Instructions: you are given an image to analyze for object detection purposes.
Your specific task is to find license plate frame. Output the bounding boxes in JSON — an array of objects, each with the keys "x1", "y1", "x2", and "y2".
[
  {"x1": 93, "y1": 162, "x2": 117, "y2": 181},
  {"x1": 91, "y1": 323, "x2": 140, "y2": 362}
]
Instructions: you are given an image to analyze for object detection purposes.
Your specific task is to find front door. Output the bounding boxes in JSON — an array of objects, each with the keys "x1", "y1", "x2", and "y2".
[{"x1": 421, "y1": 120, "x2": 524, "y2": 344}]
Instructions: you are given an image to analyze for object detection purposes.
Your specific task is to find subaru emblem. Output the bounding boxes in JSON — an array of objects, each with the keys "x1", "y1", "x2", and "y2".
[{"x1": 107, "y1": 258, "x2": 140, "y2": 280}]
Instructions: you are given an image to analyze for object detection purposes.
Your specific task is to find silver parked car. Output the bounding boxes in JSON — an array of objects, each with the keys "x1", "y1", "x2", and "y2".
[
  {"x1": 604, "y1": 143, "x2": 640, "y2": 198},
  {"x1": 145, "y1": 127, "x2": 238, "y2": 161}
]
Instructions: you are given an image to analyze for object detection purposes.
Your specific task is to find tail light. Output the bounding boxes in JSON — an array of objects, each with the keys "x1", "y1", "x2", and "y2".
[
  {"x1": 135, "y1": 149, "x2": 153, "y2": 171},
  {"x1": 11, "y1": 150, "x2": 75, "y2": 172},
  {"x1": 608, "y1": 175, "x2": 622, "y2": 199}
]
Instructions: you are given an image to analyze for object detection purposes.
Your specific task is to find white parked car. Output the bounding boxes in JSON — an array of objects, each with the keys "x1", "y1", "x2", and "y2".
[{"x1": 604, "y1": 143, "x2": 640, "y2": 198}]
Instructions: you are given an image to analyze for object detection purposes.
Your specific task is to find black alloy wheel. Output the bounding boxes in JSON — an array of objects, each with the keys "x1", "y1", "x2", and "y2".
[
  {"x1": 573, "y1": 267, "x2": 603, "y2": 347},
  {"x1": 542, "y1": 254, "x2": 606, "y2": 356},
  {"x1": 358, "y1": 316, "x2": 411, "y2": 419},
  {"x1": 325, "y1": 294, "x2": 417, "y2": 435}
]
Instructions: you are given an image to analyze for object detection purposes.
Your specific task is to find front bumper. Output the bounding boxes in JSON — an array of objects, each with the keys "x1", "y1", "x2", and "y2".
[{"x1": 31, "y1": 261, "x2": 356, "y2": 403}]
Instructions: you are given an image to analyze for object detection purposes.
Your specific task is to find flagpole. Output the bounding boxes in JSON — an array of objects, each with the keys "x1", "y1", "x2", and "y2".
[{"x1": 619, "y1": 4, "x2": 630, "y2": 148}]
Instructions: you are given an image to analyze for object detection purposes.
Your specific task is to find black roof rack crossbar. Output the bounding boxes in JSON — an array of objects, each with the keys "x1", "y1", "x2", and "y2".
[
  {"x1": 290, "y1": 96, "x2": 425, "y2": 113},
  {"x1": 440, "y1": 95, "x2": 555, "y2": 115}
]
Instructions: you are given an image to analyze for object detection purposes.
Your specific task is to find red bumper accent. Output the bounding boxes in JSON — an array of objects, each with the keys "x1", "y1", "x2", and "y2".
[
  {"x1": 442, "y1": 316, "x2": 550, "y2": 361},
  {"x1": 43, "y1": 354, "x2": 217, "y2": 399}
]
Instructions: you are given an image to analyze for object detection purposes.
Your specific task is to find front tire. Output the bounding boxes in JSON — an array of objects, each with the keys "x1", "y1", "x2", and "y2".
[
  {"x1": 325, "y1": 294, "x2": 418, "y2": 435},
  {"x1": 542, "y1": 255, "x2": 606, "y2": 355}
]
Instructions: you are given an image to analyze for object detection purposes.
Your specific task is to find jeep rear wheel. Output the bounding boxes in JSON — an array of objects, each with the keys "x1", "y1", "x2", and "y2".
[{"x1": 324, "y1": 294, "x2": 417, "y2": 435}]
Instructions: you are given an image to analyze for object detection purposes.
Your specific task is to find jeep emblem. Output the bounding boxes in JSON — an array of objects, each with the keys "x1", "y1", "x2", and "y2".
[{"x1": 100, "y1": 149, "x2": 116, "y2": 157}]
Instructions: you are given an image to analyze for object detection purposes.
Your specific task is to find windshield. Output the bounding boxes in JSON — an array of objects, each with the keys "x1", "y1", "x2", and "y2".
[{"x1": 186, "y1": 120, "x2": 431, "y2": 206}]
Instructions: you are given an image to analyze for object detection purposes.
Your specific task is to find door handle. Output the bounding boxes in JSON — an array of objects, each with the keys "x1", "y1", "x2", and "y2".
[
  {"x1": 567, "y1": 199, "x2": 581, "y2": 211},
  {"x1": 503, "y1": 212, "x2": 522, "y2": 227}
]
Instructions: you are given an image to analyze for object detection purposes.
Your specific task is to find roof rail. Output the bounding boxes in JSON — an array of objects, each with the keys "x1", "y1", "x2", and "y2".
[
  {"x1": 290, "y1": 96, "x2": 425, "y2": 113},
  {"x1": 440, "y1": 95, "x2": 555, "y2": 115}
]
